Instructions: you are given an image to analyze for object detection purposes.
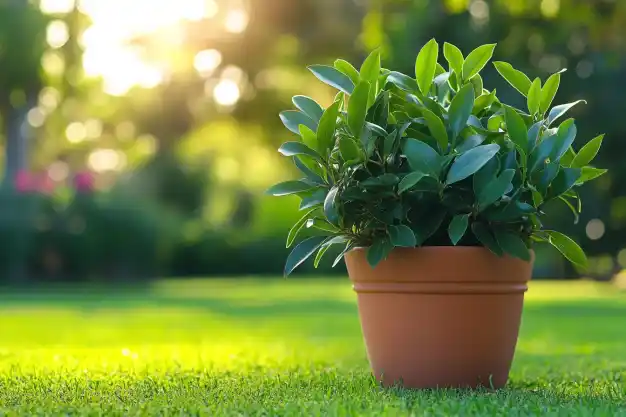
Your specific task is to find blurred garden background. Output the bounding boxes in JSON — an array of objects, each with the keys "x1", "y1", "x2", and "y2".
[{"x1": 1, "y1": 0, "x2": 625, "y2": 283}]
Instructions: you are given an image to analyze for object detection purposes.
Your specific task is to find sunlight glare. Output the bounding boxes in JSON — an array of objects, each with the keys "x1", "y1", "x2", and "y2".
[
  {"x1": 47, "y1": 20, "x2": 70, "y2": 49},
  {"x1": 224, "y1": 9, "x2": 249, "y2": 33},
  {"x1": 194, "y1": 49, "x2": 223, "y2": 76},
  {"x1": 213, "y1": 80, "x2": 241, "y2": 106},
  {"x1": 40, "y1": 0, "x2": 75, "y2": 14}
]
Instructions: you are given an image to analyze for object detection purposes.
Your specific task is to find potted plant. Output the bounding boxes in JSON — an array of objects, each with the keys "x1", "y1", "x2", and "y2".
[{"x1": 267, "y1": 40, "x2": 606, "y2": 389}]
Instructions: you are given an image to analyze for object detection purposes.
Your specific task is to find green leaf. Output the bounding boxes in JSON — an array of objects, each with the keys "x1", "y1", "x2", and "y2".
[
  {"x1": 527, "y1": 121, "x2": 542, "y2": 153},
  {"x1": 323, "y1": 186, "x2": 339, "y2": 225},
  {"x1": 348, "y1": 81, "x2": 370, "y2": 137},
  {"x1": 527, "y1": 78, "x2": 542, "y2": 115},
  {"x1": 420, "y1": 108, "x2": 448, "y2": 152},
  {"x1": 298, "y1": 125, "x2": 318, "y2": 151},
  {"x1": 293, "y1": 157, "x2": 325, "y2": 185},
  {"x1": 446, "y1": 144, "x2": 500, "y2": 185},
  {"x1": 278, "y1": 141, "x2": 323, "y2": 161},
  {"x1": 279, "y1": 111, "x2": 317, "y2": 135},
  {"x1": 387, "y1": 71, "x2": 419, "y2": 92},
  {"x1": 463, "y1": 44, "x2": 496, "y2": 81},
  {"x1": 334, "y1": 59, "x2": 361, "y2": 85},
  {"x1": 529, "y1": 135, "x2": 556, "y2": 172},
  {"x1": 549, "y1": 167, "x2": 581, "y2": 198},
  {"x1": 292, "y1": 96, "x2": 324, "y2": 123},
  {"x1": 360, "y1": 174, "x2": 400, "y2": 188},
  {"x1": 265, "y1": 180, "x2": 314, "y2": 196},
  {"x1": 540, "y1": 70, "x2": 563, "y2": 114},
  {"x1": 389, "y1": 225, "x2": 417, "y2": 247},
  {"x1": 306, "y1": 218, "x2": 338, "y2": 233},
  {"x1": 547, "y1": 100, "x2": 586, "y2": 126},
  {"x1": 308, "y1": 65, "x2": 355, "y2": 94},
  {"x1": 552, "y1": 118, "x2": 577, "y2": 161},
  {"x1": 361, "y1": 49, "x2": 381, "y2": 82},
  {"x1": 365, "y1": 122, "x2": 387, "y2": 137},
  {"x1": 414, "y1": 211, "x2": 446, "y2": 245},
  {"x1": 367, "y1": 237, "x2": 393, "y2": 268},
  {"x1": 403, "y1": 138, "x2": 441, "y2": 175},
  {"x1": 415, "y1": 38, "x2": 439, "y2": 95},
  {"x1": 316, "y1": 100, "x2": 342, "y2": 156},
  {"x1": 457, "y1": 134, "x2": 485, "y2": 153},
  {"x1": 494, "y1": 230, "x2": 531, "y2": 261},
  {"x1": 314, "y1": 236, "x2": 348, "y2": 268},
  {"x1": 545, "y1": 230, "x2": 587, "y2": 268},
  {"x1": 398, "y1": 171, "x2": 427, "y2": 194},
  {"x1": 444, "y1": 42, "x2": 464, "y2": 77},
  {"x1": 504, "y1": 106, "x2": 528, "y2": 157},
  {"x1": 559, "y1": 147, "x2": 576, "y2": 167},
  {"x1": 448, "y1": 84, "x2": 475, "y2": 140},
  {"x1": 338, "y1": 137, "x2": 361, "y2": 162},
  {"x1": 448, "y1": 214, "x2": 469, "y2": 245},
  {"x1": 577, "y1": 167, "x2": 607, "y2": 184},
  {"x1": 478, "y1": 169, "x2": 515, "y2": 209},
  {"x1": 299, "y1": 189, "x2": 327, "y2": 210},
  {"x1": 493, "y1": 61, "x2": 532, "y2": 96},
  {"x1": 570, "y1": 134, "x2": 604, "y2": 168},
  {"x1": 471, "y1": 223, "x2": 503, "y2": 256},
  {"x1": 536, "y1": 161, "x2": 560, "y2": 194},
  {"x1": 286, "y1": 208, "x2": 318, "y2": 248},
  {"x1": 487, "y1": 200, "x2": 535, "y2": 221},
  {"x1": 284, "y1": 236, "x2": 327, "y2": 276},
  {"x1": 472, "y1": 90, "x2": 497, "y2": 115},
  {"x1": 332, "y1": 241, "x2": 356, "y2": 267},
  {"x1": 469, "y1": 74, "x2": 483, "y2": 97}
]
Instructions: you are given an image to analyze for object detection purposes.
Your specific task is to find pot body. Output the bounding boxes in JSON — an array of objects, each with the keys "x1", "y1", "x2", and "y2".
[{"x1": 345, "y1": 246, "x2": 533, "y2": 389}]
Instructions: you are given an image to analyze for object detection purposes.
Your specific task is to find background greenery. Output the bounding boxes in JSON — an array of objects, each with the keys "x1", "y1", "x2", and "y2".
[{"x1": 1, "y1": 0, "x2": 625, "y2": 281}]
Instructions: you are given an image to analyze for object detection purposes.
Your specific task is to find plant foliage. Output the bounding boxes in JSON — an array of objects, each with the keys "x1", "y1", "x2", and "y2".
[{"x1": 268, "y1": 41, "x2": 606, "y2": 274}]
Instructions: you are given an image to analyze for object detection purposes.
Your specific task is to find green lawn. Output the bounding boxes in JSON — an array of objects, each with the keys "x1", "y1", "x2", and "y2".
[{"x1": 0, "y1": 279, "x2": 625, "y2": 416}]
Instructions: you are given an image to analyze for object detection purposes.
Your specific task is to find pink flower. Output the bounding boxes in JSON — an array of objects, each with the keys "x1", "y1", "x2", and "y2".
[
  {"x1": 15, "y1": 170, "x2": 35, "y2": 192},
  {"x1": 74, "y1": 171, "x2": 95, "y2": 193}
]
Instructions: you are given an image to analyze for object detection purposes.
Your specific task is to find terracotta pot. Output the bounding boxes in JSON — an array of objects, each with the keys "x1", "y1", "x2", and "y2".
[{"x1": 345, "y1": 246, "x2": 533, "y2": 389}]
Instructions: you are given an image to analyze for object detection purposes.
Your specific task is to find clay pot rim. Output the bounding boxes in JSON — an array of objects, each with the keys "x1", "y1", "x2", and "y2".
[{"x1": 349, "y1": 245, "x2": 534, "y2": 254}]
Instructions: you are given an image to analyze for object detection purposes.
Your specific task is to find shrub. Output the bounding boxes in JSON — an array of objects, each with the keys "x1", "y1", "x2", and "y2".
[{"x1": 268, "y1": 40, "x2": 607, "y2": 275}]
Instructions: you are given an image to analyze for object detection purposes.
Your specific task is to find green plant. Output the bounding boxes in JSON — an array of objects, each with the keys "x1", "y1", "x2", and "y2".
[{"x1": 268, "y1": 40, "x2": 607, "y2": 275}]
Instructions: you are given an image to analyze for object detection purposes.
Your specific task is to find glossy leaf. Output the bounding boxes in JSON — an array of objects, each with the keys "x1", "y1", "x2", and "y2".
[
  {"x1": 398, "y1": 172, "x2": 427, "y2": 194},
  {"x1": 387, "y1": 71, "x2": 419, "y2": 92},
  {"x1": 279, "y1": 111, "x2": 317, "y2": 135},
  {"x1": 448, "y1": 84, "x2": 475, "y2": 140},
  {"x1": 298, "y1": 125, "x2": 318, "y2": 151},
  {"x1": 547, "y1": 100, "x2": 586, "y2": 126},
  {"x1": 316, "y1": 100, "x2": 341, "y2": 156},
  {"x1": 448, "y1": 214, "x2": 469, "y2": 245},
  {"x1": 292, "y1": 96, "x2": 324, "y2": 123},
  {"x1": 308, "y1": 65, "x2": 355, "y2": 94},
  {"x1": 504, "y1": 106, "x2": 528, "y2": 157},
  {"x1": 293, "y1": 157, "x2": 325, "y2": 185},
  {"x1": 493, "y1": 61, "x2": 532, "y2": 96},
  {"x1": 549, "y1": 167, "x2": 581, "y2": 198},
  {"x1": 421, "y1": 107, "x2": 448, "y2": 152},
  {"x1": 286, "y1": 208, "x2": 317, "y2": 248},
  {"x1": 472, "y1": 90, "x2": 497, "y2": 115},
  {"x1": 299, "y1": 189, "x2": 327, "y2": 211},
  {"x1": 338, "y1": 137, "x2": 361, "y2": 162},
  {"x1": 495, "y1": 230, "x2": 531, "y2": 261},
  {"x1": 266, "y1": 180, "x2": 314, "y2": 196},
  {"x1": 469, "y1": 74, "x2": 483, "y2": 97},
  {"x1": 577, "y1": 167, "x2": 607, "y2": 184},
  {"x1": 361, "y1": 49, "x2": 381, "y2": 83},
  {"x1": 552, "y1": 118, "x2": 577, "y2": 161},
  {"x1": 348, "y1": 81, "x2": 370, "y2": 137},
  {"x1": 278, "y1": 141, "x2": 323, "y2": 161},
  {"x1": 415, "y1": 38, "x2": 439, "y2": 95},
  {"x1": 323, "y1": 186, "x2": 339, "y2": 225},
  {"x1": 457, "y1": 134, "x2": 485, "y2": 153},
  {"x1": 463, "y1": 44, "x2": 496, "y2": 81},
  {"x1": 478, "y1": 169, "x2": 515, "y2": 209},
  {"x1": 527, "y1": 78, "x2": 541, "y2": 115},
  {"x1": 471, "y1": 223, "x2": 503, "y2": 256},
  {"x1": 540, "y1": 70, "x2": 564, "y2": 114},
  {"x1": 446, "y1": 144, "x2": 500, "y2": 185},
  {"x1": 389, "y1": 225, "x2": 417, "y2": 247},
  {"x1": 333, "y1": 59, "x2": 361, "y2": 85},
  {"x1": 284, "y1": 236, "x2": 327, "y2": 276},
  {"x1": 527, "y1": 121, "x2": 542, "y2": 153},
  {"x1": 444, "y1": 42, "x2": 464, "y2": 77},
  {"x1": 403, "y1": 138, "x2": 440, "y2": 175},
  {"x1": 545, "y1": 230, "x2": 587, "y2": 268},
  {"x1": 570, "y1": 134, "x2": 604, "y2": 168},
  {"x1": 414, "y1": 211, "x2": 446, "y2": 245},
  {"x1": 367, "y1": 237, "x2": 393, "y2": 268}
]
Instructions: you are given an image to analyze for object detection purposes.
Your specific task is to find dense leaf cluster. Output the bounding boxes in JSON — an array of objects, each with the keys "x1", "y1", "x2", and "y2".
[{"x1": 268, "y1": 41, "x2": 607, "y2": 275}]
